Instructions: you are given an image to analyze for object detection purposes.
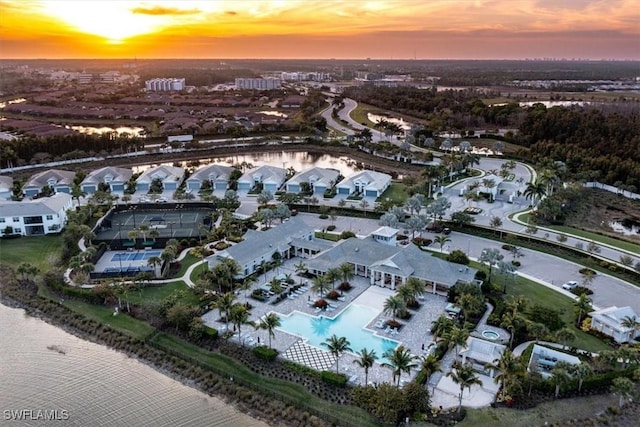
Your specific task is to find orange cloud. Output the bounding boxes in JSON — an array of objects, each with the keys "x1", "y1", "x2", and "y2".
[{"x1": 0, "y1": 0, "x2": 637, "y2": 59}]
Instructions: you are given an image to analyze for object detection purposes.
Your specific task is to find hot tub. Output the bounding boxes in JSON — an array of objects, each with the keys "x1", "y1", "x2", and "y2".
[{"x1": 481, "y1": 330, "x2": 500, "y2": 340}]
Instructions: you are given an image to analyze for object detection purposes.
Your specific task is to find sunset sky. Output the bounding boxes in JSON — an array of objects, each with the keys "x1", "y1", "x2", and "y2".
[{"x1": 1, "y1": 0, "x2": 638, "y2": 60}]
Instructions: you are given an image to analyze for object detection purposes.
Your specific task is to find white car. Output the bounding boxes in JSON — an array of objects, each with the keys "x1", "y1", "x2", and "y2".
[{"x1": 562, "y1": 281, "x2": 579, "y2": 290}]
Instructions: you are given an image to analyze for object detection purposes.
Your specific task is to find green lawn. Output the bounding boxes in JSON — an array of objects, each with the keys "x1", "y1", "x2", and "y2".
[
  {"x1": 378, "y1": 182, "x2": 409, "y2": 205},
  {"x1": 150, "y1": 333, "x2": 382, "y2": 427},
  {"x1": 0, "y1": 234, "x2": 63, "y2": 271},
  {"x1": 315, "y1": 231, "x2": 341, "y2": 241},
  {"x1": 63, "y1": 299, "x2": 156, "y2": 340},
  {"x1": 545, "y1": 225, "x2": 640, "y2": 255},
  {"x1": 174, "y1": 253, "x2": 198, "y2": 277},
  {"x1": 127, "y1": 280, "x2": 201, "y2": 306},
  {"x1": 349, "y1": 103, "x2": 378, "y2": 127}
]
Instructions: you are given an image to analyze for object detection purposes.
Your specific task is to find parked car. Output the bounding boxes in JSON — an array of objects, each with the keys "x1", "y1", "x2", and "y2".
[{"x1": 562, "y1": 281, "x2": 579, "y2": 290}]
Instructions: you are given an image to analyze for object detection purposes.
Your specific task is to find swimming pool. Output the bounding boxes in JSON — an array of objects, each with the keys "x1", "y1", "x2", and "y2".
[
  {"x1": 111, "y1": 250, "x2": 162, "y2": 262},
  {"x1": 278, "y1": 304, "x2": 399, "y2": 359}
]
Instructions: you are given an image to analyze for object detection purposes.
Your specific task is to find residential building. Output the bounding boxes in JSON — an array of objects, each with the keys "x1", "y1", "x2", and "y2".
[
  {"x1": 135, "y1": 165, "x2": 185, "y2": 192},
  {"x1": 336, "y1": 170, "x2": 391, "y2": 198},
  {"x1": 0, "y1": 193, "x2": 72, "y2": 236},
  {"x1": 145, "y1": 78, "x2": 186, "y2": 92},
  {"x1": 285, "y1": 167, "x2": 339, "y2": 195},
  {"x1": 23, "y1": 169, "x2": 75, "y2": 197},
  {"x1": 590, "y1": 306, "x2": 640, "y2": 343},
  {"x1": 186, "y1": 164, "x2": 234, "y2": 191},
  {"x1": 305, "y1": 236, "x2": 477, "y2": 293},
  {"x1": 459, "y1": 337, "x2": 507, "y2": 378},
  {"x1": 81, "y1": 167, "x2": 132, "y2": 194},
  {"x1": 0, "y1": 176, "x2": 13, "y2": 200},
  {"x1": 210, "y1": 217, "x2": 329, "y2": 278},
  {"x1": 237, "y1": 165, "x2": 286, "y2": 193},
  {"x1": 235, "y1": 78, "x2": 282, "y2": 90}
]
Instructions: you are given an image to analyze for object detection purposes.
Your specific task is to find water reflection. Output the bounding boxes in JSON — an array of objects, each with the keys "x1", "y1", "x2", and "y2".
[
  {"x1": 609, "y1": 219, "x2": 640, "y2": 236},
  {"x1": 68, "y1": 125, "x2": 146, "y2": 137},
  {"x1": 0, "y1": 304, "x2": 266, "y2": 427},
  {"x1": 133, "y1": 151, "x2": 363, "y2": 176},
  {"x1": 367, "y1": 113, "x2": 412, "y2": 131}
]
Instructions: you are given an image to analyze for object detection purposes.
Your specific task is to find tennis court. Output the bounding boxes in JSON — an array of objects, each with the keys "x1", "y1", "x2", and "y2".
[
  {"x1": 110, "y1": 250, "x2": 162, "y2": 262},
  {"x1": 94, "y1": 205, "x2": 216, "y2": 248}
]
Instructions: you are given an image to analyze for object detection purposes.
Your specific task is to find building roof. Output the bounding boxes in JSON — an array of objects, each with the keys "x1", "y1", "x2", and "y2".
[
  {"x1": 238, "y1": 165, "x2": 286, "y2": 185},
  {"x1": 82, "y1": 166, "x2": 132, "y2": 185},
  {"x1": 285, "y1": 167, "x2": 339, "y2": 187},
  {"x1": 590, "y1": 306, "x2": 638, "y2": 332},
  {"x1": 188, "y1": 164, "x2": 234, "y2": 182},
  {"x1": 460, "y1": 337, "x2": 506, "y2": 365},
  {"x1": 24, "y1": 169, "x2": 75, "y2": 189},
  {"x1": 306, "y1": 237, "x2": 477, "y2": 287},
  {"x1": 372, "y1": 226, "x2": 399, "y2": 238},
  {"x1": 0, "y1": 193, "x2": 72, "y2": 217},
  {"x1": 136, "y1": 165, "x2": 184, "y2": 183},
  {"x1": 338, "y1": 170, "x2": 391, "y2": 191},
  {"x1": 217, "y1": 217, "x2": 314, "y2": 266}
]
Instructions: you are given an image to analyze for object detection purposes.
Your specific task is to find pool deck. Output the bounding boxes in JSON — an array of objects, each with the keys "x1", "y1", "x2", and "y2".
[{"x1": 201, "y1": 257, "x2": 449, "y2": 387}]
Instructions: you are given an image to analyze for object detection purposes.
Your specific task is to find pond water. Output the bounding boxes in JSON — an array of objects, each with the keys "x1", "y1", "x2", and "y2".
[
  {"x1": 0, "y1": 303, "x2": 266, "y2": 427},
  {"x1": 132, "y1": 151, "x2": 364, "y2": 177},
  {"x1": 367, "y1": 113, "x2": 412, "y2": 131}
]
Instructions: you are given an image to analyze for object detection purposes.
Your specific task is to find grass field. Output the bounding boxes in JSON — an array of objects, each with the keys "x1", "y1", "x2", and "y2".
[
  {"x1": 433, "y1": 254, "x2": 612, "y2": 353},
  {"x1": 378, "y1": 182, "x2": 409, "y2": 205},
  {"x1": 0, "y1": 234, "x2": 63, "y2": 271},
  {"x1": 63, "y1": 299, "x2": 156, "y2": 340},
  {"x1": 546, "y1": 225, "x2": 640, "y2": 255},
  {"x1": 127, "y1": 280, "x2": 201, "y2": 307}
]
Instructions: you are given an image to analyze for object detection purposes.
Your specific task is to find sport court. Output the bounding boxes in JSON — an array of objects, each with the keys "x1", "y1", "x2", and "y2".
[
  {"x1": 94, "y1": 249, "x2": 161, "y2": 276},
  {"x1": 95, "y1": 206, "x2": 215, "y2": 245}
]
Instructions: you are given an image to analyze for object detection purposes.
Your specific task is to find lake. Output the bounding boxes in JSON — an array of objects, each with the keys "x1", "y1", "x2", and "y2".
[
  {"x1": 132, "y1": 151, "x2": 363, "y2": 177},
  {"x1": 0, "y1": 304, "x2": 266, "y2": 427}
]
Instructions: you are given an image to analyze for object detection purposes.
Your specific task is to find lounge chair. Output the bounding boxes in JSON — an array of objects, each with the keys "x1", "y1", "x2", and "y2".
[
  {"x1": 288, "y1": 294, "x2": 296, "y2": 300},
  {"x1": 314, "y1": 307, "x2": 322, "y2": 313},
  {"x1": 383, "y1": 326, "x2": 391, "y2": 334},
  {"x1": 337, "y1": 297, "x2": 346, "y2": 302}
]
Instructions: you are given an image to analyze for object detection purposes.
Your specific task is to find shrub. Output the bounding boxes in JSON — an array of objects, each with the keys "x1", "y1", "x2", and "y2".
[
  {"x1": 570, "y1": 286, "x2": 593, "y2": 296},
  {"x1": 340, "y1": 230, "x2": 356, "y2": 239},
  {"x1": 314, "y1": 299, "x2": 328, "y2": 309},
  {"x1": 326, "y1": 290, "x2": 340, "y2": 300},
  {"x1": 319, "y1": 214, "x2": 329, "y2": 219},
  {"x1": 214, "y1": 241, "x2": 230, "y2": 250},
  {"x1": 511, "y1": 260, "x2": 521, "y2": 267},
  {"x1": 475, "y1": 270, "x2": 487, "y2": 281},
  {"x1": 396, "y1": 234, "x2": 408, "y2": 240},
  {"x1": 338, "y1": 282, "x2": 352, "y2": 291},
  {"x1": 578, "y1": 267, "x2": 597, "y2": 275},
  {"x1": 320, "y1": 371, "x2": 347, "y2": 387},
  {"x1": 447, "y1": 249, "x2": 470, "y2": 265},
  {"x1": 326, "y1": 225, "x2": 336, "y2": 231},
  {"x1": 502, "y1": 244, "x2": 514, "y2": 251},
  {"x1": 252, "y1": 345, "x2": 278, "y2": 361}
]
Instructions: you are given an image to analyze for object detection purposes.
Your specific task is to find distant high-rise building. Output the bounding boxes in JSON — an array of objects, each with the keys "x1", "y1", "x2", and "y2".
[
  {"x1": 145, "y1": 78, "x2": 186, "y2": 92},
  {"x1": 235, "y1": 78, "x2": 282, "y2": 90}
]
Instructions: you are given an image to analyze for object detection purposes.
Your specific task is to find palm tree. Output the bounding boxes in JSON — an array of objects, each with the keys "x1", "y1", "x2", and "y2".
[
  {"x1": 523, "y1": 180, "x2": 546, "y2": 206},
  {"x1": 311, "y1": 274, "x2": 330, "y2": 300},
  {"x1": 420, "y1": 354, "x2": 442, "y2": 390},
  {"x1": 338, "y1": 262, "x2": 354, "y2": 286},
  {"x1": 620, "y1": 315, "x2": 640, "y2": 342},
  {"x1": 229, "y1": 303, "x2": 252, "y2": 346},
  {"x1": 527, "y1": 322, "x2": 549, "y2": 344},
  {"x1": 256, "y1": 312, "x2": 281, "y2": 349},
  {"x1": 147, "y1": 256, "x2": 162, "y2": 276},
  {"x1": 440, "y1": 325, "x2": 470, "y2": 356},
  {"x1": 488, "y1": 350, "x2": 523, "y2": 396},
  {"x1": 240, "y1": 276, "x2": 256, "y2": 302},
  {"x1": 554, "y1": 328, "x2": 576, "y2": 351},
  {"x1": 353, "y1": 348, "x2": 378, "y2": 386},
  {"x1": 383, "y1": 295, "x2": 406, "y2": 323},
  {"x1": 610, "y1": 377, "x2": 635, "y2": 408},
  {"x1": 500, "y1": 310, "x2": 523, "y2": 348},
  {"x1": 382, "y1": 345, "x2": 419, "y2": 387},
  {"x1": 434, "y1": 235, "x2": 451, "y2": 253},
  {"x1": 322, "y1": 335, "x2": 352, "y2": 374},
  {"x1": 550, "y1": 362, "x2": 571, "y2": 398},
  {"x1": 326, "y1": 267, "x2": 341, "y2": 290},
  {"x1": 447, "y1": 362, "x2": 482, "y2": 414},
  {"x1": 574, "y1": 293, "x2": 593, "y2": 326},
  {"x1": 571, "y1": 363, "x2": 594, "y2": 393},
  {"x1": 405, "y1": 277, "x2": 425, "y2": 303},
  {"x1": 430, "y1": 315, "x2": 455, "y2": 341},
  {"x1": 17, "y1": 262, "x2": 39, "y2": 281},
  {"x1": 215, "y1": 292, "x2": 236, "y2": 330},
  {"x1": 294, "y1": 261, "x2": 308, "y2": 277}
]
